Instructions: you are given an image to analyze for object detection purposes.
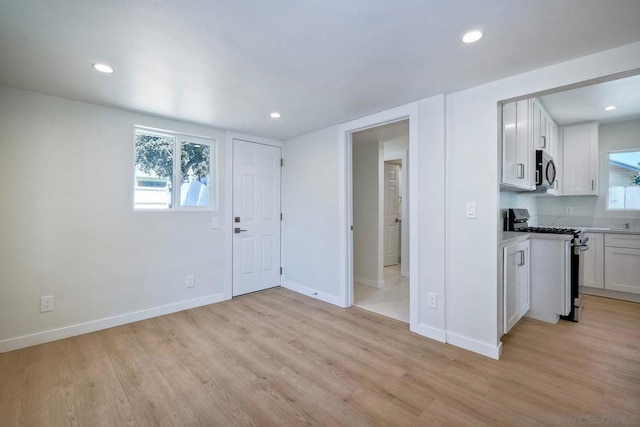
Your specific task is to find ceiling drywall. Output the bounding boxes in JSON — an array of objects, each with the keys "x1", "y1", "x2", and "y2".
[
  {"x1": 1, "y1": 0, "x2": 640, "y2": 140},
  {"x1": 539, "y1": 74, "x2": 640, "y2": 125}
]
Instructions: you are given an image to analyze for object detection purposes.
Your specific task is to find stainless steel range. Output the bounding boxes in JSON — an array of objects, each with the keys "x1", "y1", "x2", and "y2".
[{"x1": 506, "y1": 208, "x2": 589, "y2": 322}]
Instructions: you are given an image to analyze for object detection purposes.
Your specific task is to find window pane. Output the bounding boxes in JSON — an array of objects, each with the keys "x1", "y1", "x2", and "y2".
[
  {"x1": 608, "y1": 150, "x2": 640, "y2": 210},
  {"x1": 180, "y1": 141, "x2": 211, "y2": 207},
  {"x1": 134, "y1": 133, "x2": 174, "y2": 209}
]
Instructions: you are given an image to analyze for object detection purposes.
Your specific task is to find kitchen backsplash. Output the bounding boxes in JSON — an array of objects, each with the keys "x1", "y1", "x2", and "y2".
[
  {"x1": 537, "y1": 215, "x2": 640, "y2": 230},
  {"x1": 499, "y1": 190, "x2": 640, "y2": 231}
]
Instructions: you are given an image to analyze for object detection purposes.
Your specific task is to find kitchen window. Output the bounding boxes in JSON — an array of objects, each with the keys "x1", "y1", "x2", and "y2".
[
  {"x1": 607, "y1": 149, "x2": 640, "y2": 210},
  {"x1": 134, "y1": 127, "x2": 216, "y2": 210}
]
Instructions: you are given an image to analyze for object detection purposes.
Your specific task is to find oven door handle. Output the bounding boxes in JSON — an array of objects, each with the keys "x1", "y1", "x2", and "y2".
[{"x1": 574, "y1": 244, "x2": 590, "y2": 254}]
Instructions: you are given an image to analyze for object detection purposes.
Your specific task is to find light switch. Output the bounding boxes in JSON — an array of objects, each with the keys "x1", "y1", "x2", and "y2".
[
  {"x1": 211, "y1": 217, "x2": 219, "y2": 229},
  {"x1": 466, "y1": 202, "x2": 477, "y2": 219}
]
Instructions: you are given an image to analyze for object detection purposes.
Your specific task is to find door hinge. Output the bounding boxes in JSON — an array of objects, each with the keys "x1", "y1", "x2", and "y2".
[
  {"x1": 281, "y1": 158, "x2": 284, "y2": 167},
  {"x1": 280, "y1": 267, "x2": 283, "y2": 275},
  {"x1": 280, "y1": 212, "x2": 283, "y2": 221}
]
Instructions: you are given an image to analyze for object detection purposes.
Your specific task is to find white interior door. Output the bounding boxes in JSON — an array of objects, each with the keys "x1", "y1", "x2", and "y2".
[
  {"x1": 232, "y1": 140, "x2": 282, "y2": 296},
  {"x1": 383, "y1": 162, "x2": 401, "y2": 267}
]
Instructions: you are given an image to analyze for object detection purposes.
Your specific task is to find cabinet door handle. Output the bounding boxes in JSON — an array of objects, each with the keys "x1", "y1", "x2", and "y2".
[
  {"x1": 591, "y1": 179, "x2": 595, "y2": 191},
  {"x1": 517, "y1": 163, "x2": 525, "y2": 179},
  {"x1": 518, "y1": 250, "x2": 525, "y2": 266},
  {"x1": 541, "y1": 135, "x2": 546, "y2": 149}
]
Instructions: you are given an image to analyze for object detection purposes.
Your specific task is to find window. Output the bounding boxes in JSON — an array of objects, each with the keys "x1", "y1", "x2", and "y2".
[
  {"x1": 608, "y1": 149, "x2": 640, "y2": 210},
  {"x1": 134, "y1": 128, "x2": 216, "y2": 210}
]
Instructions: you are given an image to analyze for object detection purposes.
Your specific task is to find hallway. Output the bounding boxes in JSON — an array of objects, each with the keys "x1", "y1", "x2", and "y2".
[{"x1": 354, "y1": 264, "x2": 409, "y2": 323}]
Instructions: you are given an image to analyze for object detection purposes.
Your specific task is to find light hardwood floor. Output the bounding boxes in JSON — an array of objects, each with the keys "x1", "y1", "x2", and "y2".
[{"x1": 1, "y1": 291, "x2": 639, "y2": 426}]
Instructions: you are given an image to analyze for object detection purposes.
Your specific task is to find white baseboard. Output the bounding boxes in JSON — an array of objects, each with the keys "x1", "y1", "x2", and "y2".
[
  {"x1": 411, "y1": 323, "x2": 446, "y2": 343},
  {"x1": 0, "y1": 293, "x2": 226, "y2": 353},
  {"x1": 354, "y1": 276, "x2": 386, "y2": 288},
  {"x1": 446, "y1": 331, "x2": 502, "y2": 360},
  {"x1": 282, "y1": 281, "x2": 343, "y2": 306},
  {"x1": 582, "y1": 286, "x2": 640, "y2": 303}
]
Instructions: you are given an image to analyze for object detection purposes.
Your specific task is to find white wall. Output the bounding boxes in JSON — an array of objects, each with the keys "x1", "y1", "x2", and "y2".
[
  {"x1": 280, "y1": 126, "x2": 343, "y2": 305},
  {"x1": 0, "y1": 86, "x2": 230, "y2": 351},
  {"x1": 537, "y1": 118, "x2": 640, "y2": 228},
  {"x1": 383, "y1": 134, "x2": 409, "y2": 154},
  {"x1": 282, "y1": 98, "x2": 447, "y2": 340},
  {"x1": 413, "y1": 96, "x2": 446, "y2": 337},
  {"x1": 352, "y1": 138, "x2": 383, "y2": 287},
  {"x1": 446, "y1": 41, "x2": 640, "y2": 357}
]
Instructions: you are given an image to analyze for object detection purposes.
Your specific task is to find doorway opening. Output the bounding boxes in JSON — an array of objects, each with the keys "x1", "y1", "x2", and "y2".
[{"x1": 351, "y1": 119, "x2": 409, "y2": 323}]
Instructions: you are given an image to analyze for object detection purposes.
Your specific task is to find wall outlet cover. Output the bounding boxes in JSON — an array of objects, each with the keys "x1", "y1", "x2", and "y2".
[
  {"x1": 185, "y1": 275, "x2": 195, "y2": 288},
  {"x1": 466, "y1": 202, "x2": 477, "y2": 219},
  {"x1": 40, "y1": 295, "x2": 53, "y2": 313},
  {"x1": 428, "y1": 292, "x2": 437, "y2": 309}
]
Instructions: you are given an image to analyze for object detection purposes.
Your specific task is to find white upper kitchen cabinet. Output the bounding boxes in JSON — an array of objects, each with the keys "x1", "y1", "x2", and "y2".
[
  {"x1": 501, "y1": 100, "x2": 534, "y2": 190},
  {"x1": 562, "y1": 122, "x2": 599, "y2": 195},
  {"x1": 532, "y1": 99, "x2": 552, "y2": 153}
]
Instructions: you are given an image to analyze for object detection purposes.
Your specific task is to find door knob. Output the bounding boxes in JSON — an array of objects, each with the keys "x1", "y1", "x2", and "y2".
[{"x1": 234, "y1": 228, "x2": 247, "y2": 234}]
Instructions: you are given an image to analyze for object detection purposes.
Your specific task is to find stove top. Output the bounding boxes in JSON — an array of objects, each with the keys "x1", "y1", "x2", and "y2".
[{"x1": 520, "y1": 226, "x2": 580, "y2": 235}]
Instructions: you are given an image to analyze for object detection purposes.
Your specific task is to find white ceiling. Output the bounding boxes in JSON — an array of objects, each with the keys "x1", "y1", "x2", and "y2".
[
  {"x1": 2, "y1": 1, "x2": 640, "y2": 140},
  {"x1": 539, "y1": 74, "x2": 640, "y2": 125}
]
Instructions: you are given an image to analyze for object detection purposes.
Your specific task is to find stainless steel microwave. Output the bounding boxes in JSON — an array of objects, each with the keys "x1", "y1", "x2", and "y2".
[{"x1": 536, "y1": 150, "x2": 556, "y2": 191}]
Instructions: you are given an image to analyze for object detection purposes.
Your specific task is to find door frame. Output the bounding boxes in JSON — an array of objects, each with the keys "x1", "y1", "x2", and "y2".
[
  {"x1": 224, "y1": 132, "x2": 284, "y2": 300},
  {"x1": 338, "y1": 103, "x2": 420, "y2": 329}
]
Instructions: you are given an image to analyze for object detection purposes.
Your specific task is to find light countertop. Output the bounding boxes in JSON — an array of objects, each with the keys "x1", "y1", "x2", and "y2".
[
  {"x1": 577, "y1": 227, "x2": 640, "y2": 235},
  {"x1": 500, "y1": 228, "x2": 640, "y2": 247},
  {"x1": 500, "y1": 232, "x2": 529, "y2": 247}
]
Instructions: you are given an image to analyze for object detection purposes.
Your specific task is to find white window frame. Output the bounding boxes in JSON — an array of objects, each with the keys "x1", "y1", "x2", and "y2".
[
  {"x1": 606, "y1": 148, "x2": 640, "y2": 212},
  {"x1": 133, "y1": 126, "x2": 218, "y2": 211}
]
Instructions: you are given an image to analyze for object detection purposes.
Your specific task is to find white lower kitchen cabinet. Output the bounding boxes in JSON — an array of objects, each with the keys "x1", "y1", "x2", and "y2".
[
  {"x1": 528, "y1": 237, "x2": 572, "y2": 324},
  {"x1": 503, "y1": 239, "x2": 530, "y2": 334},
  {"x1": 580, "y1": 232, "x2": 604, "y2": 289},
  {"x1": 605, "y1": 233, "x2": 640, "y2": 295}
]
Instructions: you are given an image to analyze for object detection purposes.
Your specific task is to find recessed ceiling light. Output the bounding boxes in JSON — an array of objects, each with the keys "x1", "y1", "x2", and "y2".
[
  {"x1": 92, "y1": 63, "x2": 114, "y2": 74},
  {"x1": 270, "y1": 112, "x2": 281, "y2": 119},
  {"x1": 462, "y1": 30, "x2": 483, "y2": 44},
  {"x1": 603, "y1": 105, "x2": 617, "y2": 111}
]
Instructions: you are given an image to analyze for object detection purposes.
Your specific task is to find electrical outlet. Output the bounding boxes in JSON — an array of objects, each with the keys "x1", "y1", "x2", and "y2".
[
  {"x1": 466, "y1": 202, "x2": 477, "y2": 219},
  {"x1": 566, "y1": 206, "x2": 574, "y2": 215},
  {"x1": 185, "y1": 275, "x2": 195, "y2": 288},
  {"x1": 428, "y1": 292, "x2": 437, "y2": 309},
  {"x1": 40, "y1": 296, "x2": 53, "y2": 312}
]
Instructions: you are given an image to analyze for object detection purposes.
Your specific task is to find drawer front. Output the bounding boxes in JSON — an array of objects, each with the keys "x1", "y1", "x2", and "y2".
[{"x1": 605, "y1": 233, "x2": 640, "y2": 249}]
